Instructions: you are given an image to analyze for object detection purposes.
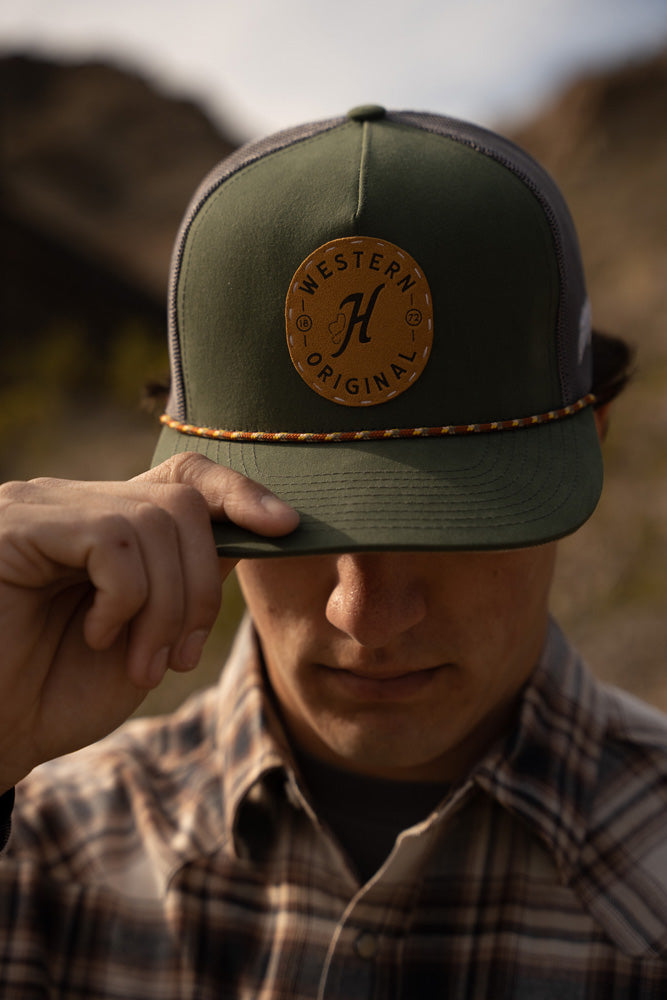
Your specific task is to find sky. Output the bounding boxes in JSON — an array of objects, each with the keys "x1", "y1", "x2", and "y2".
[{"x1": 2, "y1": 0, "x2": 667, "y2": 140}]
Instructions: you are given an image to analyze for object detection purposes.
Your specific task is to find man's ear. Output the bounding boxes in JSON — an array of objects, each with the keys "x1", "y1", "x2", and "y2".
[{"x1": 594, "y1": 402, "x2": 612, "y2": 441}]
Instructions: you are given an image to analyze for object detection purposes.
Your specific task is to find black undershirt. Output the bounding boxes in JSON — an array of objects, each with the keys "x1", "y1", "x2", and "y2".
[{"x1": 293, "y1": 747, "x2": 449, "y2": 883}]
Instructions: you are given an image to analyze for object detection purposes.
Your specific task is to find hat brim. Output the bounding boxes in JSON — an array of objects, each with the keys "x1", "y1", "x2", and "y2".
[{"x1": 152, "y1": 407, "x2": 603, "y2": 558}]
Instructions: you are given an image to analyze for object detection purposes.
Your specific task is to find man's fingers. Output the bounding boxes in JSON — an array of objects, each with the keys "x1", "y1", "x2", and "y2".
[
  {"x1": 94, "y1": 502, "x2": 187, "y2": 689},
  {"x1": 136, "y1": 453, "x2": 300, "y2": 537},
  {"x1": 82, "y1": 520, "x2": 150, "y2": 650},
  {"x1": 0, "y1": 457, "x2": 296, "y2": 692},
  {"x1": 83, "y1": 491, "x2": 222, "y2": 689},
  {"x1": 25, "y1": 455, "x2": 300, "y2": 540},
  {"x1": 126, "y1": 483, "x2": 224, "y2": 681},
  {"x1": 0, "y1": 492, "x2": 215, "y2": 690}
]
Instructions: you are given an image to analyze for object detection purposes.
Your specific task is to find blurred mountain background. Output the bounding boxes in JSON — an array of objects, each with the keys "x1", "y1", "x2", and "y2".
[{"x1": 2, "y1": 48, "x2": 666, "y2": 714}]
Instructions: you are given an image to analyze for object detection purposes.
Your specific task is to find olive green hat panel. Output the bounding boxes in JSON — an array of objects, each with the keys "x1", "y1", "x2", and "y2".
[
  {"x1": 354, "y1": 120, "x2": 562, "y2": 424},
  {"x1": 176, "y1": 123, "x2": 368, "y2": 432}
]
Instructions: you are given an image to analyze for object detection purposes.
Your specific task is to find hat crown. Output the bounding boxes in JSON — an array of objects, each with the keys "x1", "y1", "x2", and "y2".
[{"x1": 165, "y1": 109, "x2": 592, "y2": 435}]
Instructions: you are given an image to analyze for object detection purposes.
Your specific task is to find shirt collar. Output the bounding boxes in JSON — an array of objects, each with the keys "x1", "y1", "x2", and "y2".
[
  {"x1": 214, "y1": 616, "x2": 297, "y2": 855},
  {"x1": 473, "y1": 617, "x2": 605, "y2": 880},
  {"x1": 215, "y1": 614, "x2": 605, "y2": 874},
  {"x1": 473, "y1": 619, "x2": 667, "y2": 956}
]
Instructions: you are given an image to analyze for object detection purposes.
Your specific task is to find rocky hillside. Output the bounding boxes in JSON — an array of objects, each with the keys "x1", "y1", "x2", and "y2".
[
  {"x1": 512, "y1": 49, "x2": 667, "y2": 707},
  {"x1": 514, "y1": 48, "x2": 667, "y2": 358},
  {"x1": 3, "y1": 53, "x2": 237, "y2": 302},
  {"x1": 1, "y1": 49, "x2": 666, "y2": 713}
]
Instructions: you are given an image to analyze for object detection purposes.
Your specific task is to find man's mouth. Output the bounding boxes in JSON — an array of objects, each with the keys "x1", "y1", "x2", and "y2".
[{"x1": 318, "y1": 663, "x2": 444, "y2": 701}]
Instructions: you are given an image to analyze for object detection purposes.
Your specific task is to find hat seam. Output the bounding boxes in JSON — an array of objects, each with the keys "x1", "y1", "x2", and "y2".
[
  {"x1": 355, "y1": 121, "x2": 371, "y2": 225},
  {"x1": 266, "y1": 467, "x2": 584, "y2": 528},
  {"x1": 249, "y1": 451, "x2": 554, "y2": 510}
]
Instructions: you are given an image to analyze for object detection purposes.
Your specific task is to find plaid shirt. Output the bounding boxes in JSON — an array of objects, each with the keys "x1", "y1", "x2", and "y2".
[{"x1": 2, "y1": 617, "x2": 667, "y2": 998}]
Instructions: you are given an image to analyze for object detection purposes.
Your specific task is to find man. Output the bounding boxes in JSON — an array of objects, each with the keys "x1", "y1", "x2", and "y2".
[{"x1": 0, "y1": 106, "x2": 661, "y2": 997}]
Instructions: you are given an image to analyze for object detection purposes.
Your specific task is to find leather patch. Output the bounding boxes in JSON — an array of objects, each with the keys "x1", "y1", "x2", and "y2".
[{"x1": 285, "y1": 236, "x2": 433, "y2": 407}]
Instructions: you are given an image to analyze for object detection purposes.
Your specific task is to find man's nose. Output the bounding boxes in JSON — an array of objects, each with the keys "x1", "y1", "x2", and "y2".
[{"x1": 325, "y1": 553, "x2": 427, "y2": 647}]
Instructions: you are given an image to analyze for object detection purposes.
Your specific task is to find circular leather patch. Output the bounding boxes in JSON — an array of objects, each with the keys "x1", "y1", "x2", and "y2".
[{"x1": 285, "y1": 236, "x2": 433, "y2": 407}]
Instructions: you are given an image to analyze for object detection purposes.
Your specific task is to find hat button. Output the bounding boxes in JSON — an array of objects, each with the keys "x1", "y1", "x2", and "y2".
[{"x1": 347, "y1": 104, "x2": 386, "y2": 122}]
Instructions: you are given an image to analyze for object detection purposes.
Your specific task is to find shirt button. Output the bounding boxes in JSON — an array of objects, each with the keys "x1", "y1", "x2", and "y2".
[{"x1": 355, "y1": 932, "x2": 378, "y2": 960}]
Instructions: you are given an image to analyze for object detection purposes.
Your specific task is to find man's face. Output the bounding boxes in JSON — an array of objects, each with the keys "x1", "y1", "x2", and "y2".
[{"x1": 235, "y1": 545, "x2": 557, "y2": 782}]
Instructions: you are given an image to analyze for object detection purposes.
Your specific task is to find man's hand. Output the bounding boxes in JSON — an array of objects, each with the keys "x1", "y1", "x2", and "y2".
[{"x1": 0, "y1": 453, "x2": 299, "y2": 791}]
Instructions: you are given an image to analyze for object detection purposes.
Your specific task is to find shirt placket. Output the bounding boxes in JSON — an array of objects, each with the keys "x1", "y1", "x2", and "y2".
[{"x1": 314, "y1": 783, "x2": 473, "y2": 1000}]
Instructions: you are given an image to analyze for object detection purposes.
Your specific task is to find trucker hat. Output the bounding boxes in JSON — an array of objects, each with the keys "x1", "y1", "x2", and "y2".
[{"x1": 152, "y1": 104, "x2": 603, "y2": 556}]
